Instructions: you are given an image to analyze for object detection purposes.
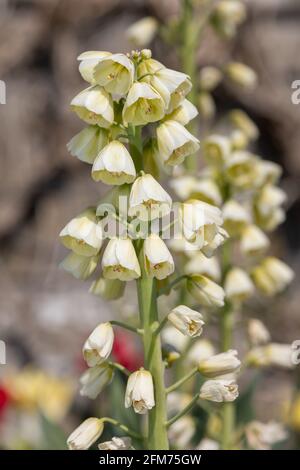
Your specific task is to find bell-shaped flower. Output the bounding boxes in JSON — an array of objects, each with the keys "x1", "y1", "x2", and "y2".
[
  {"x1": 187, "y1": 274, "x2": 225, "y2": 307},
  {"x1": 59, "y1": 208, "x2": 103, "y2": 257},
  {"x1": 240, "y1": 224, "x2": 270, "y2": 257},
  {"x1": 200, "y1": 379, "x2": 239, "y2": 402},
  {"x1": 229, "y1": 109, "x2": 259, "y2": 141},
  {"x1": 67, "y1": 417, "x2": 104, "y2": 450},
  {"x1": 185, "y1": 253, "x2": 221, "y2": 282},
  {"x1": 187, "y1": 339, "x2": 215, "y2": 366},
  {"x1": 102, "y1": 238, "x2": 141, "y2": 281},
  {"x1": 82, "y1": 322, "x2": 114, "y2": 367},
  {"x1": 190, "y1": 178, "x2": 222, "y2": 207},
  {"x1": 98, "y1": 437, "x2": 132, "y2": 450},
  {"x1": 248, "y1": 319, "x2": 270, "y2": 347},
  {"x1": 71, "y1": 85, "x2": 114, "y2": 128},
  {"x1": 92, "y1": 141, "x2": 136, "y2": 185},
  {"x1": 125, "y1": 369, "x2": 155, "y2": 414},
  {"x1": 93, "y1": 53, "x2": 134, "y2": 96},
  {"x1": 90, "y1": 277, "x2": 125, "y2": 300},
  {"x1": 166, "y1": 99, "x2": 198, "y2": 126},
  {"x1": 225, "y1": 151, "x2": 260, "y2": 190},
  {"x1": 156, "y1": 120, "x2": 200, "y2": 166},
  {"x1": 199, "y1": 66, "x2": 222, "y2": 91},
  {"x1": 143, "y1": 233, "x2": 174, "y2": 280},
  {"x1": 122, "y1": 82, "x2": 165, "y2": 126},
  {"x1": 201, "y1": 227, "x2": 229, "y2": 258},
  {"x1": 168, "y1": 305, "x2": 205, "y2": 337},
  {"x1": 222, "y1": 199, "x2": 251, "y2": 236},
  {"x1": 251, "y1": 257, "x2": 294, "y2": 296},
  {"x1": 225, "y1": 62, "x2": 257, "y2": 89},
  {"x1": 77, "y1": 51, "x2": 111, "y2": 84},
  {"x1": 198, "y1": 349, "x2": 241, "y2": 378},
  {"x1": 80, "y1": 364, "x2": 114, "y2": 399},
  {"x1": 126, "y1": 17, "x2": 158, "y2": 47},
  {"x1": 203, "y1": 134, "x2": 231, "y2": 166},
  {"x1": 245, "y1": 421, "x2": 287, "y2": 450},
  {"x1": 129, "y1": 173, "x2": 172, "y2": 220},
  {"x1": 67, "y1": 125, "x2": 109, "y2": 164},
  {"x1": 60, "y1": 252, "x2": 99, "y2": 280},
  {"x1": 224, "y1": 267, "x2": 255, "y2": 303}
]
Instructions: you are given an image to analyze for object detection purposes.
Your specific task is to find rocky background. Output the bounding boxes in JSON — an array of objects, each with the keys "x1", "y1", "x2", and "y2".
[{"x1": 0, "y1": 0, "x2": 300, "y2": 441}]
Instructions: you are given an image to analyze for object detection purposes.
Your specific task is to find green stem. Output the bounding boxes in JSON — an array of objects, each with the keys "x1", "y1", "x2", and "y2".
[
  {"x1": 110, "y1": 320, "x2": 142, "y2": 335},
  {"x1": 108, "y1": 361, "x2": 130, "y2": 377},
  {"x1": 166, "y1": 366, "x2": 198, "y2": 394},
  {"x1": 166, "y1": 393, "x2": 199, "y2": 427},
  {"x1": 102, "y1": 417, "x2": 142, "y2": 440},
  {"x1": 157, "y1": 274, "x2": 187, "y2": 297}
]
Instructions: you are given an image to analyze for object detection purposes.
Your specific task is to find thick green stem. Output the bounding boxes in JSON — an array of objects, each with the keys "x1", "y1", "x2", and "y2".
[{"x1": 137, "y1": 269, "x2": 169, "y2": 450}]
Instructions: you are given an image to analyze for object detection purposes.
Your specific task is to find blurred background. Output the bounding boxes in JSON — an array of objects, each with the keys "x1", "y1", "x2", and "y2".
[{"x1": 0, "y1": 0, "x2": 300, "y2": 449}]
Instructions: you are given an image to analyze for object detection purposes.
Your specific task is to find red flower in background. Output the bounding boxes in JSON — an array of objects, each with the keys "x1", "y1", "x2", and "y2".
[
  {"x1": 112, "y1": 330, "x2": 143, "y2": 372},
  {"x1": 0, "y1": 385, "x2": 10, "y2": 419}
]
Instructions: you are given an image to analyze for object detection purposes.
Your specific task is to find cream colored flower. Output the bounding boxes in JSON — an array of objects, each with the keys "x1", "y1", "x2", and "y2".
[
  {"x1": 198, "y1": 350, "x2": 241, "y2": 378},
  {"x1": 185, "y1": 253, "x2": 221, "y2": 282},
  {"x1": 213, "y1": 0, "x2": 246, "y2": 37},
  {"x1": 248, "y1": 319, "x2": 270, "y2": 346},
  {"x1": 157, "y1": 120, "x2": 200, "y2": 166},
  {"x1": 129, "y1": 173, "x2": 172, "y2": 220},
  {"x1": 167, "y1": 392, "x2": 193, "y2": 416},
  {"x1": 162, "y1": 326, "x2": 189, "y2": 352},
  {"x1": 224, "y1": 267, "x2": 255, "y2": 303},
  {"x1": 59, "y1": 208, "x2": 103, "y2": 257},
  {"x1": 168, "y1": 416, "x2": 195, "y2": 448},
  {"x1": 125, "y1": 369, "x2": 155, "y2": 414},
  {"x1": 222, "y1": 200, "x2": 251, "y2": 236},
  {"x1": 166, "y1": 99, "x2": 198, "y2": 126},
  {"x1": 187, "y1": 339, "x2": 215, "y2": 366},
  {"x1": 240, "y1": 225, "x2": 270, "y2": 257},
  {"x1": 67, "y1": 126, "x2": 109, "y2": 164},
  {"x1": 60, "y1": 252, "x2": 98, "y2": 280},
  {"x1": 187, "y1": 274, "x2": 225, "y2": 308},
  {"x1": 143, "y1": 233, "x2": 174, "y2": 280},
  {"x1": 92, "y1": 141, "x2": 136, "y2": 185},
  {"x1": 89, "y1": 277, "x2": 125, "y2": 300},
  {"x1": 198, "y1": 92, "x2": 216, "y2": 119},
  {"x1": 126, "y1": 17, "x2": 158, "y2": 47},
  {"x1": 71, "y1": 86, "x2": 114, "y2": 128},
  {"x1": 83, "y1": 322, "x2": 114, "y2": 367},
  {"x1": 201, "y1": 227, "x2": 228, "y2": 258},
  {"x1": 245, "y1": 421, "x2": 287, "y2": 450},
  {"x1": 102, "y1": 238, "x2": 141, "y2": 281},
  {"x1": 199, "y1": 66, "x2": 222, "y2": 91},
  {"x1": 77, "y1": 51, "x2": 111, "y2": 84},
  {"x1": 246, "y1": 343, "x2": 294, "y2": 369},
  {"x1": 122, "y1": 82, "x2": 165, "y2": 126},
  {"x1": 203, "y1": 134, "x2": 231, "y2": 166},
  {"x1": 254, "y1": 185, "x2": 287, "y2": 231},
  {"x1": 179, "y1": 200, "x2": 223, "y2": 248},
  {"x1": 80, "y1": 364, "x2": 114, "y2": 399},
  {"x1": 191, "y1": 178, "x2": 222, "y2": 206},
  {"x1": 200, "y1": 379, "x2": 239, "y2": 402},
  {"x1": 251, "y1": 257, "x2": 294, "y2": 296},
  {"x1": 136, "y1": 57, "x2": 165, "y2": 78},
  {"x1": 169, "y1": 175, "x2": 196, "y2": 200},
  {"x1": 93, "y1": 53, "x2": 134, "y2": 96},
  {"x1": 196, "y1": 438, "x2": 219, "y2": 450},
  {"x1": 168, "y1": 305, "x2": 205, "y2": 337},
  {"x1": 67, "y1": 417, "x2": 104, "y2": 450},
  {"x1": 228, "y1": 109, "x2": 259, "y2": 141},
  {"x1": 225, "y1": 151, "x2": 260, "y2": 190},
  {"x1": 98, "y1": 436, "x2": 132, "y2": 450},
  {"x1": 225, "y1": 62, "x2": 257, "y2": 89},
  {"x1": 143, "y1": 68, "x2": 192, "y2": 112},
  {"x1": 256, "y1": 160, "x2": 282, "y2": 187}
]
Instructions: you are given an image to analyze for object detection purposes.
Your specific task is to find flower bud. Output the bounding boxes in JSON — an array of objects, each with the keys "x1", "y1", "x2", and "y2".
[
  {"x1": 198, "y1": 92, "x2": 216, "y2": 119},
  {"x1": 59, "y1": 208, "x2": 103, "y2": 257},
  {"x1": 256, "y1": 160, "x2": 282, "y2": 187},
  {"x1": 248, "y1": 319, "x2": 270, "y2": 346},
  {"x1": 102, "y1": 238, "x2": 141, "y2": 281},
  {"x1": 67, "y1": 417, "x2": 104, "y2": 450},
  {"x1": 222, "y1": 200, "x2": 251, "y2": 236},
  {"x1": 67, "y1": 126, "x2": 109, "y2": 164},
  {"x1": 203, "y1": 134, "x2": 231, "y2": 166},
  {"x1": 225, "y1": 151, "x2": 260, "y2": 190},
  {"x1": 168, "y1": 305, "x2": 205, "y2": 337},
  {"x1": 198, "y1": 350, "x2": 241, "y2": 377},
  {"x1": 240, "y1": 224, "x2": 270, "y2": 257},
  {"x1": 80, "y1": 364, "x2": 114, "y2": 399},
  {"x1": 98, "y1": 436, "x2": 132, "y2": 450},
  {"x1": 93, "y1": 53, "x2": 134, "y2": 96},
  {"x1": 143, "y1": 233, "x2": 175, "y2": 280},
  {"x1": 129, "y1": 173, "x2": 172, "y2": 220},
  {"x1": 200, "y1": 379, "x2": 239, "y2": 402},
  {"x1": 187, "y1": 274, "x2": 225, "y2": 308},
  {"x1": 71, "y1": 86, "x2": 114, "y2": 128},
  {"x1": 185, "y1": 253, "x2": 221, "y2": 282},
  {"x1": 199, "y1": 66, "x2": 222, "y2": 91},
  {"x1": 251, "y1": 257, "x2": 294, "y2": 296},
  {"x1": 89, "y1": 277, "x2": 125, "y2": 300},
  {"x1": 247, "y1": 343, "x2": 294, "y2": 369},
  {"x1": 245, "y1": 421, "x2": 287, "y2": 450},
  {"x1": 166, "y1": 99, "x2": 198, "y2": 126},
  {"x1": 225, "y1": 62, "x2": 257, "y2": 89},
  {"x1": 224, "y1": 267, "x2": 254, "y2": 303},
  {"x1": 156, "y1": 120, "x2": 200, "y2": 166},
  {"x1": 92, "y1": 141, "x2": 136, "y2": 185},
  {"x1": 60, "y1": 252, "x2": 98, "y2": 280},
  {"x1": 191, "y1": 178, "x2": 223, "y2": 207},
  {"x1": 77, "y1": 51, "x2": 111, "y2": 84},
  {"x1": 123, "y1": 82, "x2": 165, "y2": 126},
  {"x1": 228, "y1": 109, "x2": 259, "y2": 141},
  {"x1": 125, "y1": 369, "x2": 155, "y2": 414},
  {"x1": 126, "y1": 17, "x2": 158, "y2": 47},
  {"x1": 83, "y1": 322, "x2": 114, "y2": 367}
]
